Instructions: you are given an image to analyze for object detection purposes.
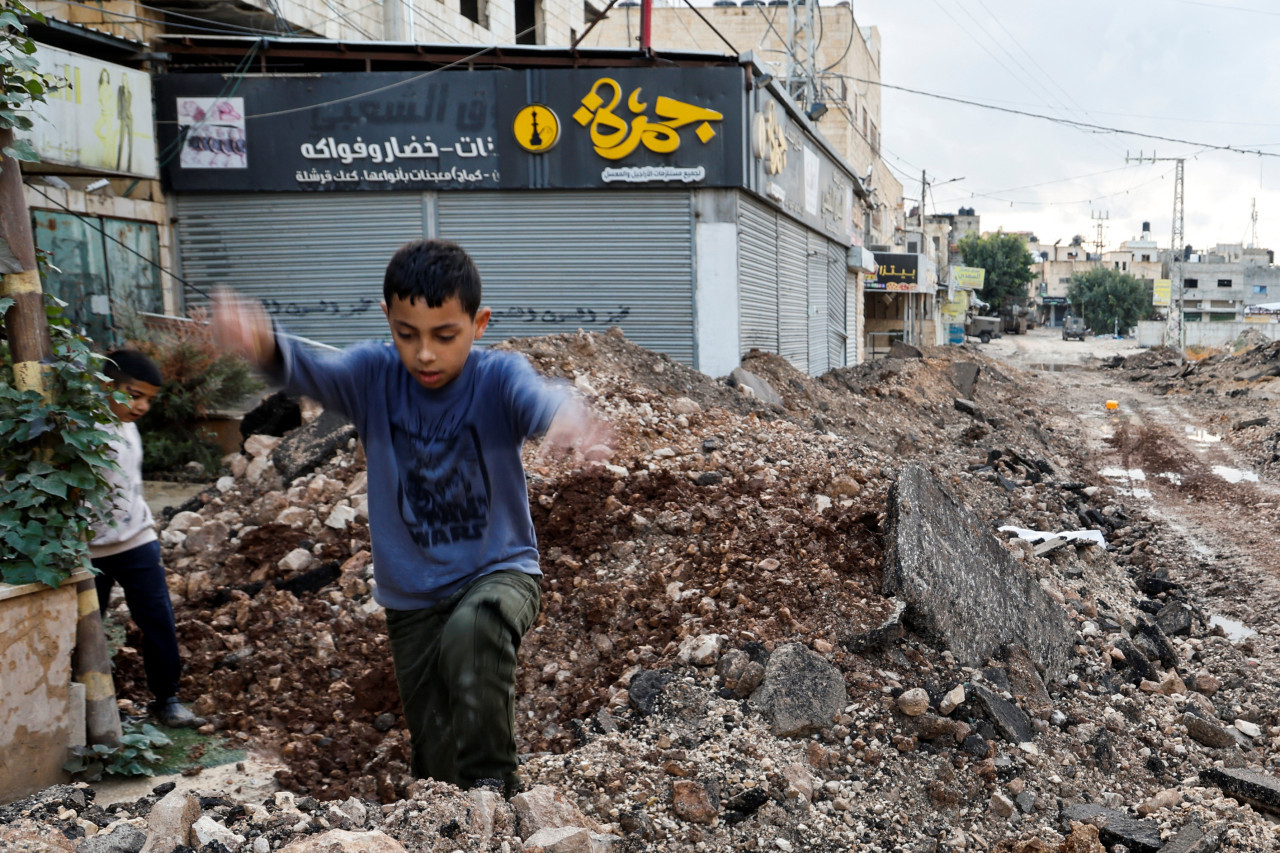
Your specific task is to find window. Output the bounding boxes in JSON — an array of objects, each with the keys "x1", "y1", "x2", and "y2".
[
  {"x1": 1058, "y1": 276, "x2": 1071, "y2": 284},
  {"x1": 1183, "y1": 312, "x2": 1202, "y2": 322},
  {"x1": 1184, "y1": 278, "x2": 1198, "y2": 289},
  {"x1": 515, "y1": 0, "x2": 543, "y2": 43},
  {"x1": 1217, "y1": 278, "x2": 1232, "y2": 288},
  {"x1": 460, "y1": 0, "x2": 487, "y2": 26},
  {"x1": 932, "y1": 236, "x2": 941, "y2": 253},
  {"x1": 1254, "y1": 285, "x2": 1268, "y2": 295},
  {"x1": 906, "y1": 240, "x2": 919, "y2": 253}
]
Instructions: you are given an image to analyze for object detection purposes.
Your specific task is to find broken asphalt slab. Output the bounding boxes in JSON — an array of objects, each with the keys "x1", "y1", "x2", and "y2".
[
  {"x1": 1200, "y1": 766, "x2": 1280, "y2": 815},
  {"x1": 1158, "y1": 821, "x2": 1224, "y2": 853},
  {"x1": 883, "y1": 464, "x2": 1074, "y2": 678},
  {"x1": 273, "y1": 409, "x2": 359, "y2": 483},
  {"x1": 1060, "y1": 803, "x2": 1163, "y2": 852}
]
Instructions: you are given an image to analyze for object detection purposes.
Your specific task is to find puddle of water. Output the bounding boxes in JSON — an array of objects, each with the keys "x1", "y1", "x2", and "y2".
[
  {"x1": 1184, "y1": 427, "x2": 1222, "y2": 444},
  {"x1": 1210, "y1": 615, "x2": 1257, "y2": 642},
  {"x1": 1156, "y1": 472, "x2": 1184, "y2": 485},
  {"x1": 1100, "y1": 467, "x2": 1146, "y2": 481},
  {"x1": 1212, "y1": 466, "x2": 1259, "y2": 484}
]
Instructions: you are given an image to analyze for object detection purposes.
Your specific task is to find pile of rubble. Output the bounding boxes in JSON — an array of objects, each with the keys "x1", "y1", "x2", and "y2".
[{"x1": 6, "y1": 329, "x2": 1280, "y2": 852}]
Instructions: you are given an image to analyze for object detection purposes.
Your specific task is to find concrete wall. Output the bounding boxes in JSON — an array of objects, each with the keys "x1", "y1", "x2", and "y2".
[
  {"x1": 694, "y1": 190, "x2": 740, "y2": 377},
  {"x1": 1136, "y1": 319, "x2": 1280, "y2": 349},
  {"x1": 0, "y1": 578, "x2": 84, "y2": 803}
]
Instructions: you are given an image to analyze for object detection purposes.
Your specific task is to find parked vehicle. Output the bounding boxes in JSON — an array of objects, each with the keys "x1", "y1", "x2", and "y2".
[
  {"x1": 1062, "y1": 315, "x2": 1087, "y2": 341},
  {"x1": 965, "y1": 314, "x2": 1001, "y2": 344}
]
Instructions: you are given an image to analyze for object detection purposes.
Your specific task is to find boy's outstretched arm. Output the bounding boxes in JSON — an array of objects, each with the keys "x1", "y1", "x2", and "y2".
[
  {"x1": 212, "y1": 289, "x2": 277, "y2": 369},
  {"x1": 536, "y1": 398, "x2": 614, "y2": 464}
]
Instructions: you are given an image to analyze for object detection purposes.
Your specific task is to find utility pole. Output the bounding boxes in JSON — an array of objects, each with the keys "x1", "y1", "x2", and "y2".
[
  {"x1": 0, "y1": 128, "x2": 122, "y2": 748},
  {"x1": 785, "y1": 0, "x2": 818, "y2": 108},
  {"x1": 1127, "y1": 150, "x2": 1185, "y2": 349},
  {"x1": 1250, "y1": 198, "x2": 1258, "y2": 249},
  {"x1": 1091, "y1": 210, "x2": 1109, "y2": 259}
]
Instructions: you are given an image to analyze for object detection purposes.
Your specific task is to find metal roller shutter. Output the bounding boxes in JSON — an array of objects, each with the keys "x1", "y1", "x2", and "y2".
[
  {"x1": 828, "y1": 241, "x2": 848, "y2": 369},
  {"x1": 175, "y1": 193, "x2": 426, "y2": 348},
  {"x1": 776, "y1": 216, "x2": 809, "y2": 374},
  {"x1": 738, "y1": 195, "x2": 779, "y2": 355},
  {"x1": 437, "y1": 191, "x2": 696, "y2": 365},
  {"x1": 807, "y1": 231, "x2": 829, "y2": 376}
]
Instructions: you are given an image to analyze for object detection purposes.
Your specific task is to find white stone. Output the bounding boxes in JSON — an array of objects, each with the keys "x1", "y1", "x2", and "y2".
[
  {"x1": 351, "y1": 494, "x2": 369, "y2": 522},
  {"x1": 896, "y1": 688, "x2": 929, "y2": 717},
  {"x1": 160, "y1": 529, "x2": 188, "y2": 548},
  {"x1": 246, "y1": 455, "x2": 273, "y2": 485},
  {"x1": 605, "y1": 464, "x2": 629, "y2": 478},
  {"x1": 346, "y1": 470, "x2": 368, "y2": 497},
  {"x1": 275, "y1": 507, "x2": 312, "y2": 527},
  {"x1": 192, "y1": 816, "x2": 245, "y2": 848},
  {"x1": 253, "y1": 837, "x2": 270, "y2": 853},
  {"x1": 326, "y1": 504, "x2": 358, "y2": 530},
  {"x1": 678, "y1": 634, "x2": 724, "y2": 667},
  {"x1": 244, "y1": 434, "x2": 282, "y2": 459},
  {"x1": 671, "y1": 397, "x2": 702, "y2": 415},
  {"x1": 279, "y1": 548, "x2": 314, "y2": 573},
  {"x1": 813, "y1": 495, "x2": 833, "y2": 513},
  {"x1": 1235, "y1": 719, "x2": 1262, "y2": 738},
  {"x1": 215, "y1": 476, "x2": 236, "y2": 493},
  {"x1": 228, "y1": 453, "x2": 249, "y2": 478},
  {"x1": 939, "y1": 684, "x2": 966, "y2": 716},
  {"x1": 167, "y1": 511, "x2": 205, "y2": 533}
]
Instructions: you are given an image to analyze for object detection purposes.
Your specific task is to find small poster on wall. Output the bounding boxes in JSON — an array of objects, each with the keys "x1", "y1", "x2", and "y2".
[{"x1": 177, "y1": 97, "x2": 247, "y2": 169}]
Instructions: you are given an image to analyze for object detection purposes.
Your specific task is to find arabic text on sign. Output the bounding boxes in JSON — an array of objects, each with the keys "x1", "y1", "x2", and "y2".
[
  {"x1": 572, "y1": 78, "x2": 723, "y2": 161},
  {"x1": 299, "y1": 135, "x2": 494, "y2": 164}
]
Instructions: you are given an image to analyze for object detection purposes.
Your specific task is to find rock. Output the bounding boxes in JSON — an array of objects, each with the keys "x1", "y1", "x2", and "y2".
[
  {"x1": 276, "y1": 506, "x2": 312, "y2": 527},
  {"x1": 1156, "y1": 601, "x2": 1194, "y2": 637},
  {"x1": 192, "y1": 816, "x2": 245, "y2": 848},
  {"x1": 1157, "y1": 821, "x2": 1224, "y2": 853},
  {"x1": 325, "y1": 504, "x2": 358, "y2": 530},
  {"x1": 671, "y1": 779, "x2": 720, "y2": 824},
  {"x1": 338, "y1": 797, "x2": 367, "y2": 825},
  {"x1": 1136, "y1": 788, "x2": 1180, "y2": 816},
  {"x1": 1133, "y1": 615, "x2": 1178, "y2": 667},
  {"x1": 883, "y1": 466, "x2": 1073, "y2": 677},
  {"x1": 970, "y1": 683, "x2": 1035, "y2": 745},
  {"x1": 844, "y1": 598, "x2": 907, "y2": 653},
  {"x1": 670, "y1": 397, "x2": 702, "y2": 415},
  {"x1": 0, "y1": 819, "x2": 76, "y2": 852},
  {"x1": 279, "y1": 547, "x2": 315, "y2": 573},
  {"x1": 948, "y1": 361, "x2": 981, "y2": 397},
  {"x1": 240, "y1": 391, "x2": 302, "y2": 440},
  {"x1": 274, "y1": 409, "x2": 358, "y2": 483},
  {"x1": 1016, "y1": 791, "x2": 1037, "y2": 814},
  {"x1": 215, "y1": 475, "x2": 236, "y2": 493},
  {"x1": 511, "y1": 785, "x2": 599, "y2": 836},
  {"x1": 1200, "y1": 766, "x2": 1280, "y2": 814},
  {"x1": 728, "y1": 367, "x2": 783, "y2": 407},
  {"x1": 140, "y1": 789, "x2": 201, "y2": 853},
  {"x1": 628, "y1": 670, "x2": 674, "y2": 715},
  {"x1": 1060, "y1": 821, "x2": 1105, "y2": 853},
  {"x1": 939, "y1": 684, "x2": 966, "y2": 715},
  {"x1": 182, "y1": 520, "x2": 229, "y2": 554},
  {"x1": 246, "y1": 455, "x2": 273, "y2": 485},
  {"x1": 167, "y1": 511, "x2": 205, "y2": 533},
  {"x1": 1193, "y1": 671, "x2": 1221, "y2": 696},
  {"x1": 888, "y1": 341, "x2": 923, "y2": 359},
  {"x1": 954, "y1": 398, "x2": 985, "y2": 420},
  {"x1": 748, "y1": 642, "x2": 848, "y2": 737},
  {"x1": 677, "y1": 634, "x2": 723, "y2": 667},
  {"x1": 251, "y1": 491, "x2": 289, "y2": 525},
  {"x1": 990, "y1": 791, "x2": 1015, "y2": 818},
  {"x1": 278, "y1": 829, "x2": 407, "y2": 852},
  {"x1": 1003, "y1": 644, "x2": 1052, "y2": 712},
  {"x1": 781, "y1": 764, "x2": 814, "y2": 801},
  {"x1": 1234, "y1": 718, "x2": 1262, "y2": 738},
  {"x1": 243, "y1": 433, "x2": 284, "y2": 459},
  {"x1": 78, "y1": 823, "x2": 147, "y2": 853},
  {"x1": 1060, "y1": 804, "x2": 1163, "y2": 853},
  {"x1": 1182, "y1": 713, "x2": 1235, "y2": 749},
  {"x1": 715, "y1": 650, "x2": 765, "y2": 698},
  {"x1": 523, "y1": 826, "x2": 592, "y2": 852},
  {"x1": 896, "y1": 687, "x2": 930, "y2": 716}
]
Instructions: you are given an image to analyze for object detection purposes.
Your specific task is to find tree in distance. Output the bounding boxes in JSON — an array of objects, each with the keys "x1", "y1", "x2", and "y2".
[
  {"x1": 957, "y1": 232, "x2": 1036, "y2": 312},
  {"x1": 1066, "y1": 267, "x2": 1155, "y2": 336}
]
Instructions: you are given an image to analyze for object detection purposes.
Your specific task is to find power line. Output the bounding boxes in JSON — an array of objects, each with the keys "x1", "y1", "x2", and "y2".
[
  {"x1": 933, "y1": 164, "x2": 1181, "y2": 209},
  {"x1": 46, "y1": 0, "x2": 294, "y2": 38},
  {"x1": 847, "y1": 75, "x2": 1280, "y2": 158}
]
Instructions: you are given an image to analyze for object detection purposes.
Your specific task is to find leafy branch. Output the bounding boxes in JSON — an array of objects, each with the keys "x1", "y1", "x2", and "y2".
[
  {"x1": 63, "y1": 720, "x2": 173, "y2": 779},
  {"x1": 0, "y1": 0, "x2": 55, "y2": 165}
]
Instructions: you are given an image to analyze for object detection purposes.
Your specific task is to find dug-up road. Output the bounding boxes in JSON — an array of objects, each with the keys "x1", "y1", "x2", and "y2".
[{"x1": 990, "y1": 326, "x2": 1280, "y2": 648}]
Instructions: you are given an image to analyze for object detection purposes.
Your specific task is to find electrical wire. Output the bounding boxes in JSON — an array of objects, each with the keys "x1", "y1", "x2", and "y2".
[
  {"x1": 45, "y1": 0, "x2": 294, "y2": 38},
  {"x1": 155, "y1": 41, "x2": 262, "y2": 167},
  {"x1": 933, "y1": 165, "x2": 1181, "y2": 209},
  {"x1": 847, "y1": 75, "x2": 1280, "y2": 159}
]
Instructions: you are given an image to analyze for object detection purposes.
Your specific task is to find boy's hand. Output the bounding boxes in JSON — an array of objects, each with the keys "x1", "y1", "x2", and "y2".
[
  {"x1": 537, "y1": 399, "x2": 614, "y2": 464},
  {"x1": 212, "y1": 289, "x2": 276, "y2": 368}
]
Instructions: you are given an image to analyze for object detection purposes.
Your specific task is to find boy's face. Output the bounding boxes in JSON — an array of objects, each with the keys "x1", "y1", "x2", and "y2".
[
  {"x1": 107, "y1": 378, "x2": 160, "y2": 423},
  {"x1": 383, "y1": 294, "x2": 491, "y2": 390}
]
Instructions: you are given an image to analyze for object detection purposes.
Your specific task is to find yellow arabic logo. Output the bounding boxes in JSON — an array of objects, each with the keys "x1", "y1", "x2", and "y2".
[
  {"x1": 758, "y1": 100, "x2": 787, "y2": 175},
  {"x1": 572, "y1": 77, "x2": 723, "y2": 161}
]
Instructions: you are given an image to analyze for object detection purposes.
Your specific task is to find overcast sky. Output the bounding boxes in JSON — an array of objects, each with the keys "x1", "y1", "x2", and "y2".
[{"x1": 853, "y1": 0, "x2": 1280, "y2": 254}]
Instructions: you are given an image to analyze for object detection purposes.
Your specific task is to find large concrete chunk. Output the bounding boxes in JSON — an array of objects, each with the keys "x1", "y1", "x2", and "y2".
[
  {"x1": 1060, "y1": 804, "x2": 1163, "y2": 853},
  {"x1": 748, "y1": 642, "x2": 848, "y2": 737},
  {"x1": 728, "y1": 367, "x2": 783, "y2": 407},
  {"x1": 883, "y1": 465, "x2": 1074, "y2": 678},
  {"x1": 1158, "y1": 821, "x2": 1223, "y2": 853},
  {"x1": 970, "y1": 683, "x2": 1034, "y2": 744},
  {"x1": 273, "y1": 409, "x2": 358, "y2": 483},
  {"x1": 1200, "y1": 767, "x2": 1280, "y2": 815}
]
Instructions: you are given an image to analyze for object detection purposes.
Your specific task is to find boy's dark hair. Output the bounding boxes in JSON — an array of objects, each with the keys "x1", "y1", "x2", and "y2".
[
  {"x1": 104, "y1": 349, "x2": 163, "y2": 386},
  {"x1": 383, "y1": 239, "x2": 482, "y2": 317}
]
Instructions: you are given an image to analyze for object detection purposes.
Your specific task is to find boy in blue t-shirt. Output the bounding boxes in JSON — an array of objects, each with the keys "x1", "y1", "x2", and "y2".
[{"x1": 214, "y1": 239, "x2": 609, "y2": 795}]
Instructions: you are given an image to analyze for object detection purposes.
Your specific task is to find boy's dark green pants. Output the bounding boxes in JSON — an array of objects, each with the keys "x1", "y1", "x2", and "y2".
[{"x1": 385, "y1": 569, "x2": 541, "y2": 793}]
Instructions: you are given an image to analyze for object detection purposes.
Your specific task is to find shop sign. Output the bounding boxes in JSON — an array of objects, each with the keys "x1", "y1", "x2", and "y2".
[
  {"x1": 1153, "y1": 278, "x2": 1171, "y2": 307},
  {"x1": 25, "y1": 44, "x2": 157, "y2": 177},
  {"x1": 952, "y1": 266, "x2": 985, "y2": 290},
  {"x1": 750, "y1": 90, "x2": 854, "y2": 245},
  {"x1": 156, "y1": 67, "x2": 744, "y2": 192},
  {"x1": 867, "y1": 253, "x2": 925, "y2": 292}
]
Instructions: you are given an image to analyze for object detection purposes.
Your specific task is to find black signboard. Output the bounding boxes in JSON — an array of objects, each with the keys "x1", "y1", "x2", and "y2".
[
  {"x1": 867, "y1": 252, "x2": 919, "y2": 291},
  {"x1": 155, "y1": 67, "x2": 745, "y2": 192}
]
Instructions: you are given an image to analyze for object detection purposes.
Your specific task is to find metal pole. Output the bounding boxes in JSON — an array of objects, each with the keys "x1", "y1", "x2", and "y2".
[
  {"x1": 0, "y1": 128, "x2": 122, "y2": 748},
  {"x1": 639, "y1": 0, "x2": 651, "y2": 51}
]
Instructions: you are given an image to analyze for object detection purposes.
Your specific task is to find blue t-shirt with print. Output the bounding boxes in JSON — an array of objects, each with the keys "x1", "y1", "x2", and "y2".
[{"x1": 278, "y1": 337, "x2": 568, "y2": 610}]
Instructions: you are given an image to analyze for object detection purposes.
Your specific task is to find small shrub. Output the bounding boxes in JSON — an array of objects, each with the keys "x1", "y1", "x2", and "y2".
[
  {"x1": 63, "y1": 720, "x2": 172, "y2": 780},
  {"x1": 116, "y1": 306, "x2": 263, "y2": 477}
]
